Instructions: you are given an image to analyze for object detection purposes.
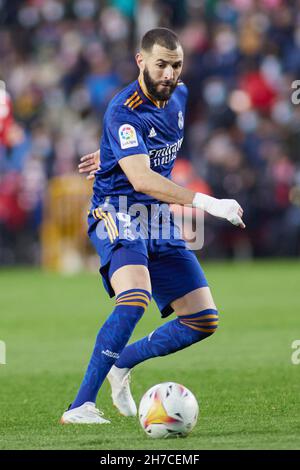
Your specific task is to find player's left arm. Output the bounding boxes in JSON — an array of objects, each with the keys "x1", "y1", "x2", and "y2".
[{"x1": 78, "y1": 149, "x2": 100, "y2": 180}]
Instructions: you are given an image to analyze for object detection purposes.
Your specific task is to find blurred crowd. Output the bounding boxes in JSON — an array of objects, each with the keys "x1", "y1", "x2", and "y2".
[{"x1": 1, "y1": 0, "x2": 300, "y2": 264}]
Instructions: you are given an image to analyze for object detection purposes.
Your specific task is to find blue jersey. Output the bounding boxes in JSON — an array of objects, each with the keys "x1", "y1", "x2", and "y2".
[
  {"x1": 91, "y1": 78, "x2": 188, "y2": 208},
  {"x1": 87, "y1": 78, "x2": 208, "y2": 315}
]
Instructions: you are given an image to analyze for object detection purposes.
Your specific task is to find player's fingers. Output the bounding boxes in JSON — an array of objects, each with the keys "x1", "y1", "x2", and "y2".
[
  {"x1": 229, "y1": 214, "x2": 246, "y2": 229},
  {"x1": 79, "y1": 154, "x2": 95, "y2": 163},
  {"x1": 79, "y1": 164, "x2": 94, "y2": 173},
  {"x1": 86, "y1": 173, "x2": 95, "y2": 180},
  {"x1": 236, "y1": 216, "x2": 246, "y2": 229},
  {"x1": 87, "y1": 168, "x2": 98, "y2": 179},
  {"x1": 88, "y1": 165, "x2": 99, "y2": 172},
  {"x1": 78, "y1": 160, "x2": 94, "y2": 169}
]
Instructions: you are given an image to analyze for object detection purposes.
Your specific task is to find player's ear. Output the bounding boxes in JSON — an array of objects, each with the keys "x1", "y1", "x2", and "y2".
[{"x1": 136, "y1": 52, "x2": 145, "y2": 72}]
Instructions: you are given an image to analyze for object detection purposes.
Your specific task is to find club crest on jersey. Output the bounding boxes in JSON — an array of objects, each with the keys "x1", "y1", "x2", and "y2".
[
  {"x1": 178, "y1": 111, "x2": 184, "y2": 129},
  {"x1": 119, "y1": 124, "x2": 138, "y2": 149}
]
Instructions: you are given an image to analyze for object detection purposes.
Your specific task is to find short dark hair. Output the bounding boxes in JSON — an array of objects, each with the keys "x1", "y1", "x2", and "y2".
[{"x1": 141, "y1": 28, "x2": 180, "y2": 52}]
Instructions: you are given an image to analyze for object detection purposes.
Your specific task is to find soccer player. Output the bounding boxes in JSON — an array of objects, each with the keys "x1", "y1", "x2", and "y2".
[{"x1": 61, "y1": 28, "x2": 244, "y2": 424}]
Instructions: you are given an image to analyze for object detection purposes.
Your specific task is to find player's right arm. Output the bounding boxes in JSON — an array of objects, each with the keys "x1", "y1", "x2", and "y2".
[
  {"x1": 119, "y1": 153, "x2": 245, "y2": 228},
  {"x1": 102, "y1": 107, "x2": 244, "y2": 228}
]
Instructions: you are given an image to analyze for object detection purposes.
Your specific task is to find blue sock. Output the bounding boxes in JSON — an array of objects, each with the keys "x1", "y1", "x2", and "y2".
[
  {"x1": 70, "y1": 288, "x2": 151, "y2": 409},
  {"x1": 115, "y1": 309, "x2": 218, "y2": 370}
]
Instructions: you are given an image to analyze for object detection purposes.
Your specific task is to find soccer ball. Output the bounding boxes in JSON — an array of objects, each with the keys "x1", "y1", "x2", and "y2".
[{"x1": 138, "y1": 382, "x2": 199, "y2": 439}]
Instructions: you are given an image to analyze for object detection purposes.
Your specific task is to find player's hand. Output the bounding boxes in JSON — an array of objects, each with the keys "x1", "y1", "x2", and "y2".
[
  {"x1": 210, "y1": 198, "x2": 245, "y2": 228},
  {"x1": 193, "y1": 193, "x2": 246, "y2": 229},
  {"x1": 78, "y1": 149, "x2": 100, "y2": 180}
]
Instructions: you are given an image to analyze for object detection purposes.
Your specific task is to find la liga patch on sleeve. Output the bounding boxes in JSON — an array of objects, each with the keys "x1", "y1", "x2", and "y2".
[{"x1": 118, "y1": 124, "x2": 138, "y2": 149}]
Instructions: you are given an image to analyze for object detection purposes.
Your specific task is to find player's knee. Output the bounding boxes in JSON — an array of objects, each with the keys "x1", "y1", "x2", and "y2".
[
  {"x1": 115, "y1": 288, "x2": 152, "y2": 314},
  {"x1": 179, "y1": 308, "x2": 219, "y2": 336}
]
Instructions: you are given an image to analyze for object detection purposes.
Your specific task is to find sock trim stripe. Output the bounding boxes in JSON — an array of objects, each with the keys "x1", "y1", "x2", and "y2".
[
  {"x1": 179, "y1": 322, "x2": 218, "y2": 333},
  {"x1": 182, "y1": 323, "x2": 218, "y2": 330},
  {"x1": 116, "y1": 290, "x2": 151, "y2": 301},
  {"x1": 117, "y1": 299, "x2": 149, "y2": 307},
  {"x1": 181, "y1": 317, "x2": 219, "y2": 323},
  {"x1": 117, "y1": 292, "x2": 150, "y2": 303},
  {"x1": 182, "y1": 320, "x2": 219, "y2": 326},
  {"x1": 116, "y1": 301, "x2": 148, "y2": 309},
  {"x1": 117, "y1": 295, "x2": 150, "y2": 301},
  {"x1": 180, "y1": 319, "x2": 218, "y2": 327},
  {"x1": 183, "y1": 314, "x2": 218, "y2": 320},
  {"x1": 179, "y1": 309, "x2": 218, "y2": 320},
  {"x1": 116, "y1": 296, "x2": 150, "y2": 306}
]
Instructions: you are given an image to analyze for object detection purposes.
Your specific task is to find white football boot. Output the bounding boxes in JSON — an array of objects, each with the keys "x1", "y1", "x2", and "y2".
[
  {"x1": 107, "y1": 366, "x2": 137, "y2": 417},
  {"x1": 60, "y1": 402, "x2": 110, "y2": 424}
]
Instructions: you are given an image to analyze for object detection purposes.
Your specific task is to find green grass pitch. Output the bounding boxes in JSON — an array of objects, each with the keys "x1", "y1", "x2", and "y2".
[{"x1": 0, "y1": 261, "x2": 299, "y2": 450}]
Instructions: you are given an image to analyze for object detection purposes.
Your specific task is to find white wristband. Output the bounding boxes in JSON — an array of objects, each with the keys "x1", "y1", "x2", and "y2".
[
  {"x1": 192, "y1": 192, "x2": 216, "y2": 211},
  {"x1": 193, "y1": 192, "x2": 245, "y2": 228}
]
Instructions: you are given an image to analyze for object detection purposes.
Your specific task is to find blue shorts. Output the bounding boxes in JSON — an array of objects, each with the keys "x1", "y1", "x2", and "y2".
[{"x1": 88, "y1": 201, "x2": 208, "y2": 318}]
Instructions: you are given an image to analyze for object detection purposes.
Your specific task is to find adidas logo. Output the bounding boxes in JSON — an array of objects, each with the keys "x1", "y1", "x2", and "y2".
[
  {"x1": 101, "y1": 349, "x2": 120, "y2": 359},
  {"x1": 148, "y1": 127, "x2": 157, "y2": 138}
]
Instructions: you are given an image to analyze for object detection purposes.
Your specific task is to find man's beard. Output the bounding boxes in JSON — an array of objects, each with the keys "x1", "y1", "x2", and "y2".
[{"x1": 143, "y1": 67, "x2": 177, "y2": 102}]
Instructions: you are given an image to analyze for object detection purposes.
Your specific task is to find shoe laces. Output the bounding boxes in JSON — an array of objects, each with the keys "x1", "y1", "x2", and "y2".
[
  {"x1": 95, "y1": 408, "x2": 105, "y2": 418},
  {"x1": 120, "y1": 371, "x2": 132, "y2": 397},
  {"x1": 87, "y1": 404, "x2": 105, "y2": 417}
]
